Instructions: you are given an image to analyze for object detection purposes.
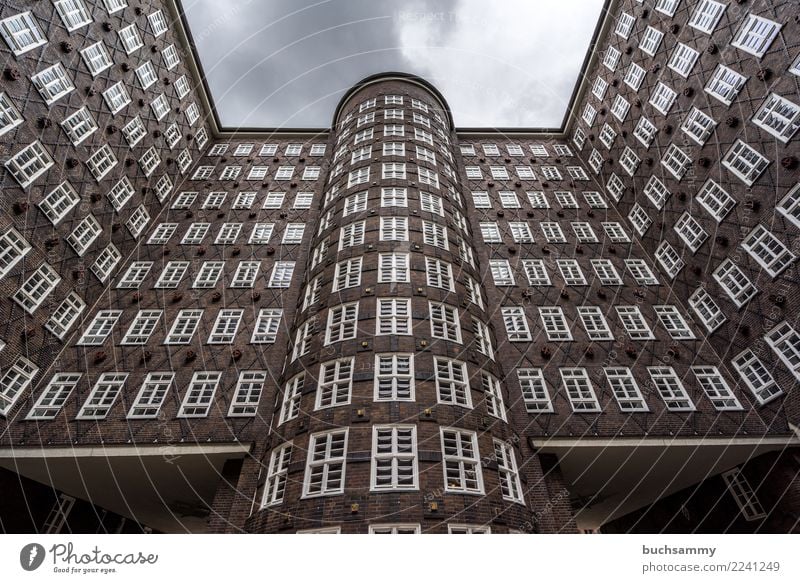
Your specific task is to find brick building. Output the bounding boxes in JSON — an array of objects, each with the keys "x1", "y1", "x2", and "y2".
[{"x1": 0, "y1": 0, "x2": 798, "y2": 534}]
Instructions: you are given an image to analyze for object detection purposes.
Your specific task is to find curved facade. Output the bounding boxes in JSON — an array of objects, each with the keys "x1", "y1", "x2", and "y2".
[{"x1": 0, "y1": 0, "x2": 799, "y2": 535}]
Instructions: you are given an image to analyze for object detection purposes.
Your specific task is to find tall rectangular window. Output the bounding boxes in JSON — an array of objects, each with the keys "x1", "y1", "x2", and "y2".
[
  {"x1": 13, "y1": 263, "x2": 60, "y2": 314},
  {"x1": 371, "y1": 425, "x2": 418, "y2": 491},
  {"x1": 0, "y1": 357, "x2": 39, "y2": 416},
  {"x1": 376, "y1": 299, "x2": 411, "y2": 335},
  {"x1": 441, "y1": 428, "x2": 483, "y2": 493},
  {"x1": 259, "y1": 442, "x2": 292, "y2": 507},
  {"x1": 604, "y1": 368, "x2": 648, "y2": 412},
  {"x1": 494, "y1": 439, "x2": 524, "y2": 504},
  {"x1": 303, "y1": 429, "x2": 348, "y2": 497},
  {"x1": 518, "y1": 369, "x2": 553, "y2": 413},
  {"x1": 128, "y1": 373, "x2": 174, "y2": 419},
  {"x1": 374, "y1": 354, "x2": 414, "y2": 401},
  {"x1": 560, "y1": 368, "x2": 600, "y2": 412},
  {"x1": 435, "y1": 357, "x2": 471, "y2": 407}
]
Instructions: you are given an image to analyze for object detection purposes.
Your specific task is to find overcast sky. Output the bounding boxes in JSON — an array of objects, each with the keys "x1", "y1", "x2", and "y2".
[{"x1": 183, "y1": 0, "x2": 605, "y2": 129}]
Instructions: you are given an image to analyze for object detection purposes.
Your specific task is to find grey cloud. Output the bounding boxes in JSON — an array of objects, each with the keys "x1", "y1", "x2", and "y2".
[{"x1": 183, "y1": 0, "x2": 601, "y2": 128}]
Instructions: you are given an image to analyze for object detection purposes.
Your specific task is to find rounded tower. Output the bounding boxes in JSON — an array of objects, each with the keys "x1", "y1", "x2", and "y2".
[{"x1": 246, "y1": 74, "x2": 533, "y2": 533}]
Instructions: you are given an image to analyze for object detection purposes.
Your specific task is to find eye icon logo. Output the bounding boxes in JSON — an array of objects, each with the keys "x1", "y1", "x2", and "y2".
[{"x1": 20, "y1": 543, "x2": 46, "y2": 571}]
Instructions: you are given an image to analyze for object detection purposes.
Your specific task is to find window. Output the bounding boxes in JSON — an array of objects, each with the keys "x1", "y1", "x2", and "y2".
[
  {"x1": 118, "y1": 23, "x2": 142, "y2": 54},
  {"x1": 435, "y1": 357, "x2": 470, "y2": 407},
  {"x1": 303, "y1": 278, "x2": 321, "y2": 310},
  {"x1": 25, "y1": 373, "x2": 81, "y2": 420},
  {"x1": 742, "y1": 224, "x2": 795, "y2": 277},
  {"x1": 67, "y1": 215, "x2": 101, "y2": 256},
  {"x1": 80, "y1": 41, "x2": 112, "y2": 76},
  {"x1": 723, "y1": 469, "x2": 766, "y2": 521},
  {"x1": 155, "y1": 261, "x2": 189, "y2": 289},
  {"x1": 583, "y1": 104, "x2": 597, "y2": 126},
  {"x1": 230, "y1": 261, "x2": 260, "y2": 288},
  {"x1": 429, "y1": 302, "x2": 462, "y2": 344},
  {"x1": 602, "y1": 222, "x2": 630, "y2": 243},
  {"x1": 765, "y1": 322, "x2": 800, "y2": 381},
  {"x1": 640, "y1": 26, "x2": 664, "y2": 56},
  {"x1": 674, "y1": 212, "x2": 708, "y2": 253},
  {"x1": 255, "y1": 308, "x2": 283, "y2": 344},
  {"x1": 333, "y1": 257, "x2": 362, "y2": 291},
  {"x1": 540, "y1": 307, "x2": 572, "y2": 341},
  {"x1": 478, "y1": 222, "x2": 502, "y2": 245},
  {"x1": 232, "y1": 191, "x2": 256, "y2": 210},
  {"x1": 262, "y1": 191, "x2": 285, "y2": 209},
  {"x1": 705, "y1": 65, "x2": 746, "y2": 106},
  {"x1": 182, "y1": 223, "x2": 210, "y2": 245},
  {"x1": 713, "y1": 259, "x2": 758, "y2": 308},
  {"x1": 343, "y1": 191, "x2": 368, "y2": 216},
  {"x1": 603, "y1": 46, "x2": 621, "y2": 71},
  {"x1": 281, "y1": 223, "x2": 305, "y2": 245},
  {"x1": 374, "y1": 354, "x2": 414, "y2": 401},
  {"x1": 627, "y1": 204, "x2": 651, "y2": 237},
  {"x1": 655, "y1": 241, "x2": 684, "y2": 279},
  {"x1": 339, "y1": 221, "x2": 365, "y2": 250},
  {"x1": 689, "y1": 0, "x2": 726, "y2": 33},
  {"x1": 86, "y1": 144, "x2": 117, "y2": 181},
  {"x1": 176, "y1": 76, "x2": 192, "y2": 100},
  {"x1": 0, "y1": 12, "x2": 46, "y2": 55},
  {"x1": 441, "y1": 428, "x2": 483, "y2": 493},
  {"x1": 633, "y1": 117, "x2": 657, "y2": 148},
  {"x1": 599, "y1": 124, "x2": 616, "y2": 149},
  {"x1": 522, "y1": 259, "x2": 551, "y2": 286},
  {"x1": 502, "y1": 307, "x2": 531, "y2": 341},
  {"x1": 164, "y1": 310, "x2": 202, "y2": 344},
  {"x1": 102, "y1": 0, "x2": 127, "y2": 14},
  {"x1": 648, "y1": 367, "x2": 695, "y2": 411},
  {"x1": 6, "y1": 141, "x2": 54, "y2": 187},
  {"x1": 661, "y1": 144, "x2": 692, "y2": 180},
  {"x1": 518, "y1": 369, "x2": 553, "y2": 413},
  {"x1": 128, "y1": 373, "x2": 173, "y2": 419},
  {"x1": 422, "y1": 221, "x2": 448, "y2": 250},
  {"x1": 122, "y1": 116, "x2": 146, "y2": 147},
  {"x1": 31, "y1": 64, "x2": 74, "y2": 105},
  {"x1": 303, "y1": 429, "x2": 348, "y2": 497},
  {"x1": 723, "y1": 140, "x2": 770, "y2": 186},
  {"x1": 426, "y1": 258, "x2": 454, "y2": 291},
  {"x1": 178, "y1": 372, "x2": 221, "y2": 418},
  {"x1": 752, "y1": 93, "x2": 800, "y2": 143},
  {"x1": 208, "y1": 309, "x2": 243, "y2": 344},
  {"x1": 61, "y1": 107, "x2": 97, "y2": 145},
  {"x1": 117, "y1": 261, "x2": 153, "y2": 289},
  {"x1": 493, "y1": 439, "x2": 523, "y2": 503},
  {"x1": 616, "y1": 306, "x2": 654, "y2": 340},
  {"x1": 76, "y1": 373, "x2": 127, "y2": 419},
  {"x1": 489, "y1": 259, "x2": 515, "y2": 286},
  {"x1": 91, "y1": 243, "x2": 122, "y2": 282},
  {"x1": 54, "y1": 0, "x2": 91, "y2": 31},
  {"x1": 578, "y1": 307, "x2": 614, "y2": 341},
  {"x1": 448, "y1": 524, "x2": 491, "y2": 534},
  {"x1": 369, "y1": 524, "x2": 420, "y2": 534},
  {"x1": 148, "y1": 9, "x2": 168, "y2": 36},
  {"x1": 560, "y1": 368, "x2": 600, "y2": 412},
  {"x1": 371, "y1": 425, "x2": 418, "y2": 491},
  {"x1": 697, "y1": 179, "x2": 735, "y2": 222},
  {"x1": 316, "y1": 358, "x2": 353, "y2": 410},
  {"x1": 681, "y1": 107, "x2": 716, "y2": 145},
  {"x1": 510, "y1": 222, "x2": 534, "y2": 243},
  {"x1": 626, "y1": 259, "x2": 659, "y2": 286},
  {"x1": 138, "y1": 147, "x2": 160, "y2": 177},
  {"x1": 573, "y1": 222, "x2": 598, "y2": 243},
  {"x1": 527, "y1": 191, "x2": 549, "y2": 208},
  {"x1": 380, "y1": 217, "x2": 407, "y2": 241},
  {"x1": 615, "y1": 12, "x2": 635, "y2": 38},
  {"x1": 592, "y1": 76, "x2": 608, "y2": 100},
  {"x1": 653, "y1": 305, "x2": 695, "y2": 340},
  {"x1": 420, "y1": 192, "x2": 443, "y2": 215},
  {"x1": 650, "y1": 82, "x2": 677, "y2": 116},
  {"x1": 499, "y1": 191, "x2": 521, "y2": 208},
  {"x1": 325, "y1": 302, "x2": 359, "y2": 344},
  {"x1": 731, "y1": 349, "x2": 782, "y2": 405},
  {"x1": 557, "y1": 259, "x2": 586, "y2": 286},
  {"x1": 619, "y1": 146, "x2": 640, "y2": 176},
  {"x1": 13, "y1": 263, "x2": 60, "y2": 314},
  {"x1": 691, "y1": 367, "x2": 742, "y2": 410},
  {"x1": 278, "y1": 373, "x2": 304, "y2": 423},
  {"x1": 689, "y1": 287, "x2": 726, "y2": 332},
  {"x1": 259, "y1": 442, "x2": 292, "y2": 506},
  {"x1": 44, "y1": 292, "x2": 85, "y2": 340},
  {"x1": 77, "y1": 310, "x2": 122, "y2": 345},
  {"x1": 0, "y1": 93, "x2": 23, "y2": 136},
  {"x1": 381, "y1": 187, "x2": 407, "y2": 207},
  {"x1": 731, "y1": 14, "x2": 781, "y2": 58},
  {"x1": 378, "y1": 253, "x2": 409, "y2": 283},
  {"x1": 668, "y1": 43, "x2": 699, "y2": 78},
  {"x1": 541, "y1": 166, "x2": 561, "y2": 181},
  {"x1": 268, "y1": 261, "x2": 295, "y2": 287},
  {"x1": 604, "y1": 368, "x2": 648, "y2": 412}
]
